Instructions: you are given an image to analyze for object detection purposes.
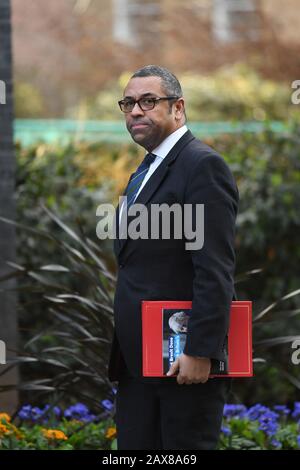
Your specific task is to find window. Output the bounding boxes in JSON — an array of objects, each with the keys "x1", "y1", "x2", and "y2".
[
  {"x1": 212, "y1": 0, "x2": 260, "y2": 43},
  {"x1": 112, "y1": 0, "x2": 160, "y2": 47}
]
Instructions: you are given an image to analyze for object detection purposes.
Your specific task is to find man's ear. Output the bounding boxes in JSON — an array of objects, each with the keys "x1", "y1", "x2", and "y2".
[{"x1": 174, "y1": 98, "x2": 185, "y2": 120}]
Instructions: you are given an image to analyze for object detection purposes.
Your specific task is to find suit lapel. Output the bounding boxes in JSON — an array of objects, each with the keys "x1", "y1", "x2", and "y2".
[{"x1": 114, "y1": 130, "x2": 195, "y2": 258}]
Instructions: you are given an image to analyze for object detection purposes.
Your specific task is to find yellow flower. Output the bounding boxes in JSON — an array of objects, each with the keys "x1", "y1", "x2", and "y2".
[
  {"x1": 0, "y1": 423, "x2": 10, "y2": 436},
  {"x1": 42, "y1": 429, "x2": 68, "y2": 441},
  {"x1": 0, "y1": 413, "x2": 11, "y2": 423},
  {"x1": 105, "y1": 427, "x2": 117, "y2": 439}
]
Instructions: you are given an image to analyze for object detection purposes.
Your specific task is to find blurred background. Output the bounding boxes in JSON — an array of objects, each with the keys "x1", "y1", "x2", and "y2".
[{"x1": 1, "y1": 0, "x2": 300, "y2": 431}]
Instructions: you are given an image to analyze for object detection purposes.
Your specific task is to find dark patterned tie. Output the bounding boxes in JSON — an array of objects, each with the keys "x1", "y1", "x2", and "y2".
[{"x1": 123, "y1": 153, "x2": 156, "y2": 211}]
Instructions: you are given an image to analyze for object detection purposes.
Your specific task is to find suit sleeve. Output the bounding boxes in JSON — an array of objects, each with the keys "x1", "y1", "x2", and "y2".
[{"x1": 182, "y1": 153, "x2": 239, "y2": 361}]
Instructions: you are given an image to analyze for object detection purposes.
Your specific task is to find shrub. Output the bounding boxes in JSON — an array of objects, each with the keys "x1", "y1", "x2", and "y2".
[
  {"x1": 1, "y1": 123, "x2": 299, "y2": 406},
  {"x1": 74, "y1": 65, "x2": 299, "y2": 122}
]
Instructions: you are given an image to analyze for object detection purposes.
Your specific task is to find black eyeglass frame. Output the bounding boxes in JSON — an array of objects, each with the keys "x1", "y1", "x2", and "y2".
[{"x1": 118, "y1": 96, "x2": 179, "y2": 113}]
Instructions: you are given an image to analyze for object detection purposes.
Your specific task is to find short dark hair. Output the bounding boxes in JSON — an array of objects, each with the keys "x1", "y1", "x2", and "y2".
[
  {"x1": 131, "y1": 65, "x2": 186, "y2": 119},
  {"x1": 131, "y1": 65, "x2": 183, "y2": 98}
]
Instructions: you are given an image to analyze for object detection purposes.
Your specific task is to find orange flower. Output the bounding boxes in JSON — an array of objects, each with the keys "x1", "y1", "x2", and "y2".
[
  {"x1": 0, "y1": 413, "x2": 11, "y2": 423},
  {"x1": 42, "y1": 429, "x2": 68, "y2": 441},
  {"x1": 0, "y1": 418, "x2": 23, "y2": 439},
  {"x1": 0, "y1": 423, "x2": 10, "y2": 436},
  {"x1": 105, "y1": 427, "x2": 117, "y2": 439}
]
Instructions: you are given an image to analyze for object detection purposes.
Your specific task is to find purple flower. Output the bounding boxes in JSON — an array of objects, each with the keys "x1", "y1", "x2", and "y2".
[
  {"x1": 31, "y1": 407, "x2": 43, "y2": 422},
  {"x1": 292, "y1": 402, "x2": 300, "y2": 419},
  {"x1": 64, "y1": 403, "x2": 95, "y2": 422},
  {"x1": 64, "y1": 403, "x2": 89, "y2": 416},
  {"x1": 223, "y1": 404, "x2": 247, "y2": 419},
  {"x1": 17, "y1": 405, "x2": 44, "y2": 422},
  {"x1": 271, "y1": 439, "x2": 282, "y2": 449},
  {"x1": 273, "y1": 405, "x2": 290, "y2": 416},
  {"x1": 53, "y1": 406, "x2": 61, "y2": 417},
  {"x1": 18, "y1": 405, "x2": 32, "y2": 420},
  {"x1": 246, "y1": 404, "x2": 271, "y2": 421},
  {"x1": 101, "y1": 399, "x2": 114, "y2": 411},
  {"x1": 258, "y1": 410, "x2": 279, "y2": 437},
  {"x1": 84, "y1": 413, "x2": 96, "y2": 422},
  {"x1": 41, "y1": 405, "x2": 62, "y2": 423},
  {"x1": 221, "y1": 426, "x2": 232, "y2": 436}
]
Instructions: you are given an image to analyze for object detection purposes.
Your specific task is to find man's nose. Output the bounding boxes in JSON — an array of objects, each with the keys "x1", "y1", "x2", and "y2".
[{"x1": 130, "y1": 102, "x2": 144, "y2": 116}]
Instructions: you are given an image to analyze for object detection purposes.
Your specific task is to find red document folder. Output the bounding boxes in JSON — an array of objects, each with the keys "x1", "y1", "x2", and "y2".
[{"x1": 142, "y1": 300, "x2": 252, "y2": 378}]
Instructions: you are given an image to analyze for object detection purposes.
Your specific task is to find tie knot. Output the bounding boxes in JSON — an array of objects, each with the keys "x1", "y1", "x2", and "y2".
[{"x1": 143, "y1": 153, "x2": 156, "y2": 167}]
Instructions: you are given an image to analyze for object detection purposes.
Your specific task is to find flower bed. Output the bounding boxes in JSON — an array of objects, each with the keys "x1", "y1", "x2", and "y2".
[
  {"x1": 219, "y1": 403, "x2": 300, "y2": 449},
  {"x1": 1, "y1": 402, "x2": 300, "y2": 450},
  {"x1": 0, "y1": 400, "x2": 117, "y2": 450}
]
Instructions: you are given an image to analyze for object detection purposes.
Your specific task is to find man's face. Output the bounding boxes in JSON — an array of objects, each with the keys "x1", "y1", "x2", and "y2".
[{"x1": 122, "y1": 76, "x2": 183, "y2": 152}]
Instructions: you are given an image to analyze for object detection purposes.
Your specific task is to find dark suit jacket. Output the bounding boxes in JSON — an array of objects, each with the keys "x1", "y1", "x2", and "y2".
[{"x1": 107, "y1": 130, "x2": 239, "y2": 382}]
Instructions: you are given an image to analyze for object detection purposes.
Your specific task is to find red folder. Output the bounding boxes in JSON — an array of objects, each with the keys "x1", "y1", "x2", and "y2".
[{"x1": 142, "y1": 300, "x2": 252, "y2": 377}]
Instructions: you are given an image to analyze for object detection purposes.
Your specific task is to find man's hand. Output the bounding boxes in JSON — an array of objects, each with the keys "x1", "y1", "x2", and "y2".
[{"x1": 166, "y1": 353, "x2": 211, "y2": 385}]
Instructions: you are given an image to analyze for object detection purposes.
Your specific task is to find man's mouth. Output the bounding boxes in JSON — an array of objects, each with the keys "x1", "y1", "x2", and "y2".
[{"x1": 131, "y1": 123, "x2": 149, "y2": 130}]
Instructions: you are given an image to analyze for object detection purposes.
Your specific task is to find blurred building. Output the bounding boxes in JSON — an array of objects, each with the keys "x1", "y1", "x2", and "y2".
[{"x1": 12, "y1": 0, "x2": 300, "y2": 116}]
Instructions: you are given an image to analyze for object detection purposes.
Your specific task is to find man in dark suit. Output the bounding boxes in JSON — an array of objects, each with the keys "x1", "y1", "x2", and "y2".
[{"x1": 108, "y1": 65, "x2": 239, "y2": 450}]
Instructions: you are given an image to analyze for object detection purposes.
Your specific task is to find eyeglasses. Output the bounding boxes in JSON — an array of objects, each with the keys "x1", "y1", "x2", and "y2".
[{"x1": 118, "y1": 96, "x2": 179, "y2": 113}]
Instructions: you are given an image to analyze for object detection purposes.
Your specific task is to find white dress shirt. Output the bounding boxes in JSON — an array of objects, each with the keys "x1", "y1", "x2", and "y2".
[{"x1": 119, "y1": 125, "x2": 188, "y2": 224}]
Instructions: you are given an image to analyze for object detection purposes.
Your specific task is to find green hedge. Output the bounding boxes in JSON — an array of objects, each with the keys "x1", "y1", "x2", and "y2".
[{"x1": 11, "y1": 122, "x2": 300, "y2": 407}]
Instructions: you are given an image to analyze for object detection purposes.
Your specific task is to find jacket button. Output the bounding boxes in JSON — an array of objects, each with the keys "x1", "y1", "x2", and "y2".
[{"x1": 119, "y1": 264, "x2": 124, "y2": 269}]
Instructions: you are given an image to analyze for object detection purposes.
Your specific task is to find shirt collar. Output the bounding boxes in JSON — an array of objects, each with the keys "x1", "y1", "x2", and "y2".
[{"x1": 151, "y1": 125, "x2": 188, "y2": 159}]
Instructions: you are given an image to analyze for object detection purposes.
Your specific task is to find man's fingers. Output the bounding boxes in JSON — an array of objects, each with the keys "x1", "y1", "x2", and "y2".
[
  {"x1": 166, "y1": 359, "x2": 179, "y2": 376},
  {"x1": 178, "y1": 375, "x2": 209, "y2": 385},
  {"x1": 177, "y1": 374, "x2": 185, "y2": 385}
]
